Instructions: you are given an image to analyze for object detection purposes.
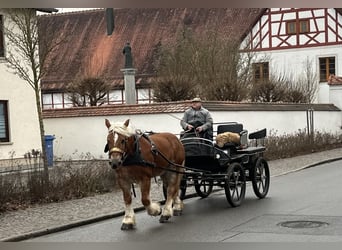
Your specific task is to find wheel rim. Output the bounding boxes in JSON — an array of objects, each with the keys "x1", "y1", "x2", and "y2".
[
  {"x1": 225, "y1": 162, "x2": 246, "y2": 206},
  {"x1": 194, "y1": 179, "x2": 213, "y2": 198},
  {"x1": 253, "y1": 158, "x2": 270, "y2": 198}
]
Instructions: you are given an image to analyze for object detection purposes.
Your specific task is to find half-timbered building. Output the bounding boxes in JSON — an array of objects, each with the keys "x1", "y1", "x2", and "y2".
[{"x1": 241, "y1": 8, "x2": 342, "y2": 107}]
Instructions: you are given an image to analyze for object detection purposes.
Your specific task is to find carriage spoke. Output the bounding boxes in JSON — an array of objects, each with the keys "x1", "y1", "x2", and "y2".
[
  {"x1": 256, "y1": 165, "x2": 266, "y2": 192},
  {"x1": 229, "y1": 170, "x2": 243, "y2": 201}
]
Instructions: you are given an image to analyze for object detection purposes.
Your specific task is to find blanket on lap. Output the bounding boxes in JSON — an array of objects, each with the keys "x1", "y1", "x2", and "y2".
[{"x1": 216, "y1": 132, "x2": 240, "y2": 148}]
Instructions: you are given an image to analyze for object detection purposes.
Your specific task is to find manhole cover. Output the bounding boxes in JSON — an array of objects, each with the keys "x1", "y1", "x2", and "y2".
[{"x1": 278, "y1": 220, "x2": 329, "y2": 229}]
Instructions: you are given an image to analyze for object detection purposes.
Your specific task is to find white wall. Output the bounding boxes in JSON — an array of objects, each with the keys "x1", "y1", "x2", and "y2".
[
  {"x1": 0, "y1": 67, "x2": 42, "y2": 160},
  {"x1": 44, "y1": 109, "x2": 342, "y2": 160},
  {"x1": 0, "y1": 9, "x2": 42, "y2": 161},
  {"x1": 330, "y1": 85, "x2": 342, "y2": 110},
  {"x1": 251, "y1": 45, "x2": 342, "y2": 106}
]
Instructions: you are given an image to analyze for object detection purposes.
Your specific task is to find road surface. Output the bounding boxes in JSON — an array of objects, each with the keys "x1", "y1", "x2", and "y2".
[{"x1": 26, "y1": 160, "x2": 342, "y2": 242}]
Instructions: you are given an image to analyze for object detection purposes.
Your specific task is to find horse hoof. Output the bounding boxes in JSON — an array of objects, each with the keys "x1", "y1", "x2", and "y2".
[
  {"x1": 159, "y1": 215, "x2": 170, "y2": 223},
  {"x1": 121, "y1": 223, "x2": 135, "y2": 230},
  {"x1": 173, "y1": 209, "x2": 182, "y2": 216}
]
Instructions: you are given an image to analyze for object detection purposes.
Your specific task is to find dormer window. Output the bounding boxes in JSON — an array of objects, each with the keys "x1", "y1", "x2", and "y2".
[{"x1": 286, "y1": 19, "x2": 310, "y2": 35}]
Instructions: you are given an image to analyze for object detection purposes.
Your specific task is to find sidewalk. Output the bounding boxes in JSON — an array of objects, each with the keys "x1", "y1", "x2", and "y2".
[{"x1": 1, "y1": 147, "x2": 342, "y2": 242}]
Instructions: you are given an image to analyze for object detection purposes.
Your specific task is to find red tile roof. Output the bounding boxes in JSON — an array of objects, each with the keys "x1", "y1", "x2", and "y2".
[
  {"x1": 38, "y1": 8, "x2": 265, "y2": 91},
  {"x1": 42, "y1": 101, "x2": 340, "y2": 119}
]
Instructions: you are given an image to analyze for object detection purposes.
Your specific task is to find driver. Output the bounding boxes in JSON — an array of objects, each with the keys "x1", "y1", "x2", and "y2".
[{"x1": 180, "y1": 97, "x2": 213, "y2": 140}]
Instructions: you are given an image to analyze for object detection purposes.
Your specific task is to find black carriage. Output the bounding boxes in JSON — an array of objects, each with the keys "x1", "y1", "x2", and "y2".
[{"x1": 174, "y1": 122, "x2": 270, "y2": 207}]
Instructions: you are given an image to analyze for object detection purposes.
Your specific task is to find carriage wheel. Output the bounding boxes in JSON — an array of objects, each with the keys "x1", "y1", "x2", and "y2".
[
  {"x1": 251, "y1": 157, "x2": 270, "y2": 199},
  {"x1": 162, "y1": 178, "x2": 187, "y2": 201},
  {"x1": 224, "y1": 162, "x2": 246, "y2": 207},
  {"x1": 194, "y1": 179, "x2": 213, "y2": 198}
]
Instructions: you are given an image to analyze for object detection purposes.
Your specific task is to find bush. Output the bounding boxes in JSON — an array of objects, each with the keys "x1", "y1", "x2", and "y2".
[
  {"x1": 0, "y1": 156, "x2": 117, "y2": 212},
  {"x1": 264, "y1": 129, "x2": 342, "y2": 160}
]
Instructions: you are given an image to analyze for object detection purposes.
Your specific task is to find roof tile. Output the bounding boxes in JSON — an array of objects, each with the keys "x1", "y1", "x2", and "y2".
[{"x1": 39, "y1": 8, "x2": 264, "y2": 90}]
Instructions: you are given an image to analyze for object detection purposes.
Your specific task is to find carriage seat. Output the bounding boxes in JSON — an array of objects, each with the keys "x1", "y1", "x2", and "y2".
[{"x1": 215, "y1": 123, "x2": 248, "y2": 149}]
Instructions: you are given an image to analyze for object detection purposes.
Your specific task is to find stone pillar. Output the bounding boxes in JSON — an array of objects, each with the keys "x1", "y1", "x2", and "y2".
[{"x1": 120, "y1": 68, "x2": 137, "y2": 104}]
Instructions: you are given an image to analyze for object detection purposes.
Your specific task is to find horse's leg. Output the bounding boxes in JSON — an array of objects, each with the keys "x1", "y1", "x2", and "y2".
[
  {"x1": 160, "y1": 172, "x2": 181, "y2": 223},
  {"x1": 140, "y1": 177, "x2": 161, "y2": 216},
  {"x1": 172, "y1": 171, "x2": 184, "y2": 216},
  {"x1": 172, "y1": 189, "x2": 184, "y2": 216},
  {"x1": 118, "y1": 179, "x2": 136, "y2": 230}
]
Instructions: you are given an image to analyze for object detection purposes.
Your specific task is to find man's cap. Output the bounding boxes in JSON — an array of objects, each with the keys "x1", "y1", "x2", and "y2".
[{"x1": 191, "y1": 97, "x2": 202, "y2": 102}]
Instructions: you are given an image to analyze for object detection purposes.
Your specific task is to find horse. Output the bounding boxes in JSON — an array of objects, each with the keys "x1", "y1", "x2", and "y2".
[{"x1": 104, "y1": 119, "x2": 186, "y2": 230}]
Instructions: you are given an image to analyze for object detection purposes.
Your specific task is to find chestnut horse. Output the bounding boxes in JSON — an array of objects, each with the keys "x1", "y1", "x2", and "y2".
[{"x1": 105, "y1": 119, "x2": 185, "y2": 230}]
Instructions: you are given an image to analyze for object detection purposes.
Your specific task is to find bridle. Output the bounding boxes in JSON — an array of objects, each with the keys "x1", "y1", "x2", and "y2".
[{"x1": 107, "y1": 129, "x2": 130, "y2": 162}]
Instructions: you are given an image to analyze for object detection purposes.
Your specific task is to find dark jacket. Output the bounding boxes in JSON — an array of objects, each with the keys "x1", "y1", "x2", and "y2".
[{"x1": 180, "y1": 106, "x2": 213, "y2": 132}]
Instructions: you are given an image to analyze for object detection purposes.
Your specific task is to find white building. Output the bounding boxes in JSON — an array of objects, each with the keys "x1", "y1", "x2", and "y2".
[
  {"x1": 0, "y1": 8, "x2": 57, "y2": 164},
  {"x1": 242, "y1": 8, "x2": 342, "y2": 109}
]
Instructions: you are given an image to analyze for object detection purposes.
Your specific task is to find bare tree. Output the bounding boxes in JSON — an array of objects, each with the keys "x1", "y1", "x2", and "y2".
[
  {"x1": 152, "y1": 28, "x2": 198, "y2": 101},
  {"x1": 250, "y1": 77, "x2": 287, "y2": 102},
  {"x1": 194, "y1": 30, "x2": 254, "y2": 101},
  {"x1": 66, "y1": 52, "x2": 111, "y2": 106},
  {"x1": 3, "y1": 9, "x2": 64, "y2": 183},
  {"x1": 67, "y1": 77, "x2": 111, "y2": 106},
  {"x1": 294, "y1": 57, "x2": 318, "y2": 103},
  {"x1": 252, "y1": 57, "x2": 318, "y2": 103},
  {"x1": 153, "y1": 28, "x2": 256, "y2": 102}
]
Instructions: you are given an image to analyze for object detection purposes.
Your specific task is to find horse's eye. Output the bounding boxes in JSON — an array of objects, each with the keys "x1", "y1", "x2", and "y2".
[{"x1": 121, "y1": 139, "x2": 125, "y2": 144}]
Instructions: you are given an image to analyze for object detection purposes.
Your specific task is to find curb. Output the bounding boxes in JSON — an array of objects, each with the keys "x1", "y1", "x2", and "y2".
[
  {"x1": 3, "y1": 156, "x2": 342, "y2": 242},
  {"x1": 2, "y1": 192, "x2": 199, "y2": 242},
  {"x1": 271, "y1": 156, "x2": 342, "y2": 177}
]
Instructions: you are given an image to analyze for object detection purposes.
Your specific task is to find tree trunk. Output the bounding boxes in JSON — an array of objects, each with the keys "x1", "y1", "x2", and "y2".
[{"x1": 35, "y1": 87, "x2": 49, "y2": 185}]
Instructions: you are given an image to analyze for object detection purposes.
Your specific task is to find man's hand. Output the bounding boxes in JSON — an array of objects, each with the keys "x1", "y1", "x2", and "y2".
[
  {"x1": 196, "y1": 127, "x2": 203, "y2": 132},
  {"x1": 187, "y1": 124, "x2": 194, "y2": 130}
]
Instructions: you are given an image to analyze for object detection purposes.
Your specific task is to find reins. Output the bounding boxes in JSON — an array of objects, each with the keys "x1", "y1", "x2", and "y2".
[
  {"x1": 108, "y1": 129, "x2": 211, "y2": 174},
  {"x1": 139, "y1": 133, "x2": 212, "y2": 174}
]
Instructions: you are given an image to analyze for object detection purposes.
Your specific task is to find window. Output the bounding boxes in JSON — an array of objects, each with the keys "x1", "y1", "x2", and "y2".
[
  {"x1": 0, "y1": 15, "x2": 4, "y2": 57},
  {"x1": 253, "y1": 62, "x2": 269, "y2": 82},
  {"x1": 286, "y1": 19, "x2": 310, "y2": 35},
  {"x1": 137, "y1": 88, "x2": 153, "y2": 104},
  {"x1": 299, "y1": 20, "x2": 309, "y2": 33},
  {"x1": 287, "y1": 22, "x2": 296, "y2": 34},
  {"x1": 0, "y1": 100, "x2": 9, "y2": 142},
  {"x1": 319, "y1": 57, "x2": 335, "y2": 82}
]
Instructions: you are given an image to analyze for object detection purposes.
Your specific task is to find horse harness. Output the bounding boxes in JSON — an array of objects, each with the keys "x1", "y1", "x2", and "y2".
[
  {"x1": 121, "y1": 132, "x2": 157, "y2": 168},
  {"x1": 106, "y1": 131, "x2": 208, "y2": 174}
]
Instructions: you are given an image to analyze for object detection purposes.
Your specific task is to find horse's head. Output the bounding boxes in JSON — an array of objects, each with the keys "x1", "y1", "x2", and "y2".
[{"x1": 105, "y1": 119, "x2": 135, "y2": 169}]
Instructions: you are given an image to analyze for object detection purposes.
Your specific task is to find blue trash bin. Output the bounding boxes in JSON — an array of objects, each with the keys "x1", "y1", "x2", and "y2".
[{"x1": 44, "y1": 135, "x2": 55, "y2": 166}]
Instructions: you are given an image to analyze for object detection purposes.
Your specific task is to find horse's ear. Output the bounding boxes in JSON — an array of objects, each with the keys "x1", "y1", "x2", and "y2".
[
  {"x1": 124, "y1": 119, "x2": 130, "y2": 127},
  {"x1": 105, "y1": 119, "x2": 111, "y2": 129},
  {"x1": 104, "y1": 143, "x2": 109, "y2": 153}
]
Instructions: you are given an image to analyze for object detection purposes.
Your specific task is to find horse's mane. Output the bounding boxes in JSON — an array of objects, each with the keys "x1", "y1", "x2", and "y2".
[{"x1": 109, "y1": 121, "x2": 135, "y2": 137}]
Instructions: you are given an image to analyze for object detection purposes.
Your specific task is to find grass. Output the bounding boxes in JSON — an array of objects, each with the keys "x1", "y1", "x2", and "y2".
[{"x1": 0, "y1": 130, "x2": 341, "y2": 212}]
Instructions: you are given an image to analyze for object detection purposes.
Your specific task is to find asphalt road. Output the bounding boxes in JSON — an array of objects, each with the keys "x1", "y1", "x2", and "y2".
[{"x1": 26, "y1": 160, "x2": 342, "y2": 242}]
